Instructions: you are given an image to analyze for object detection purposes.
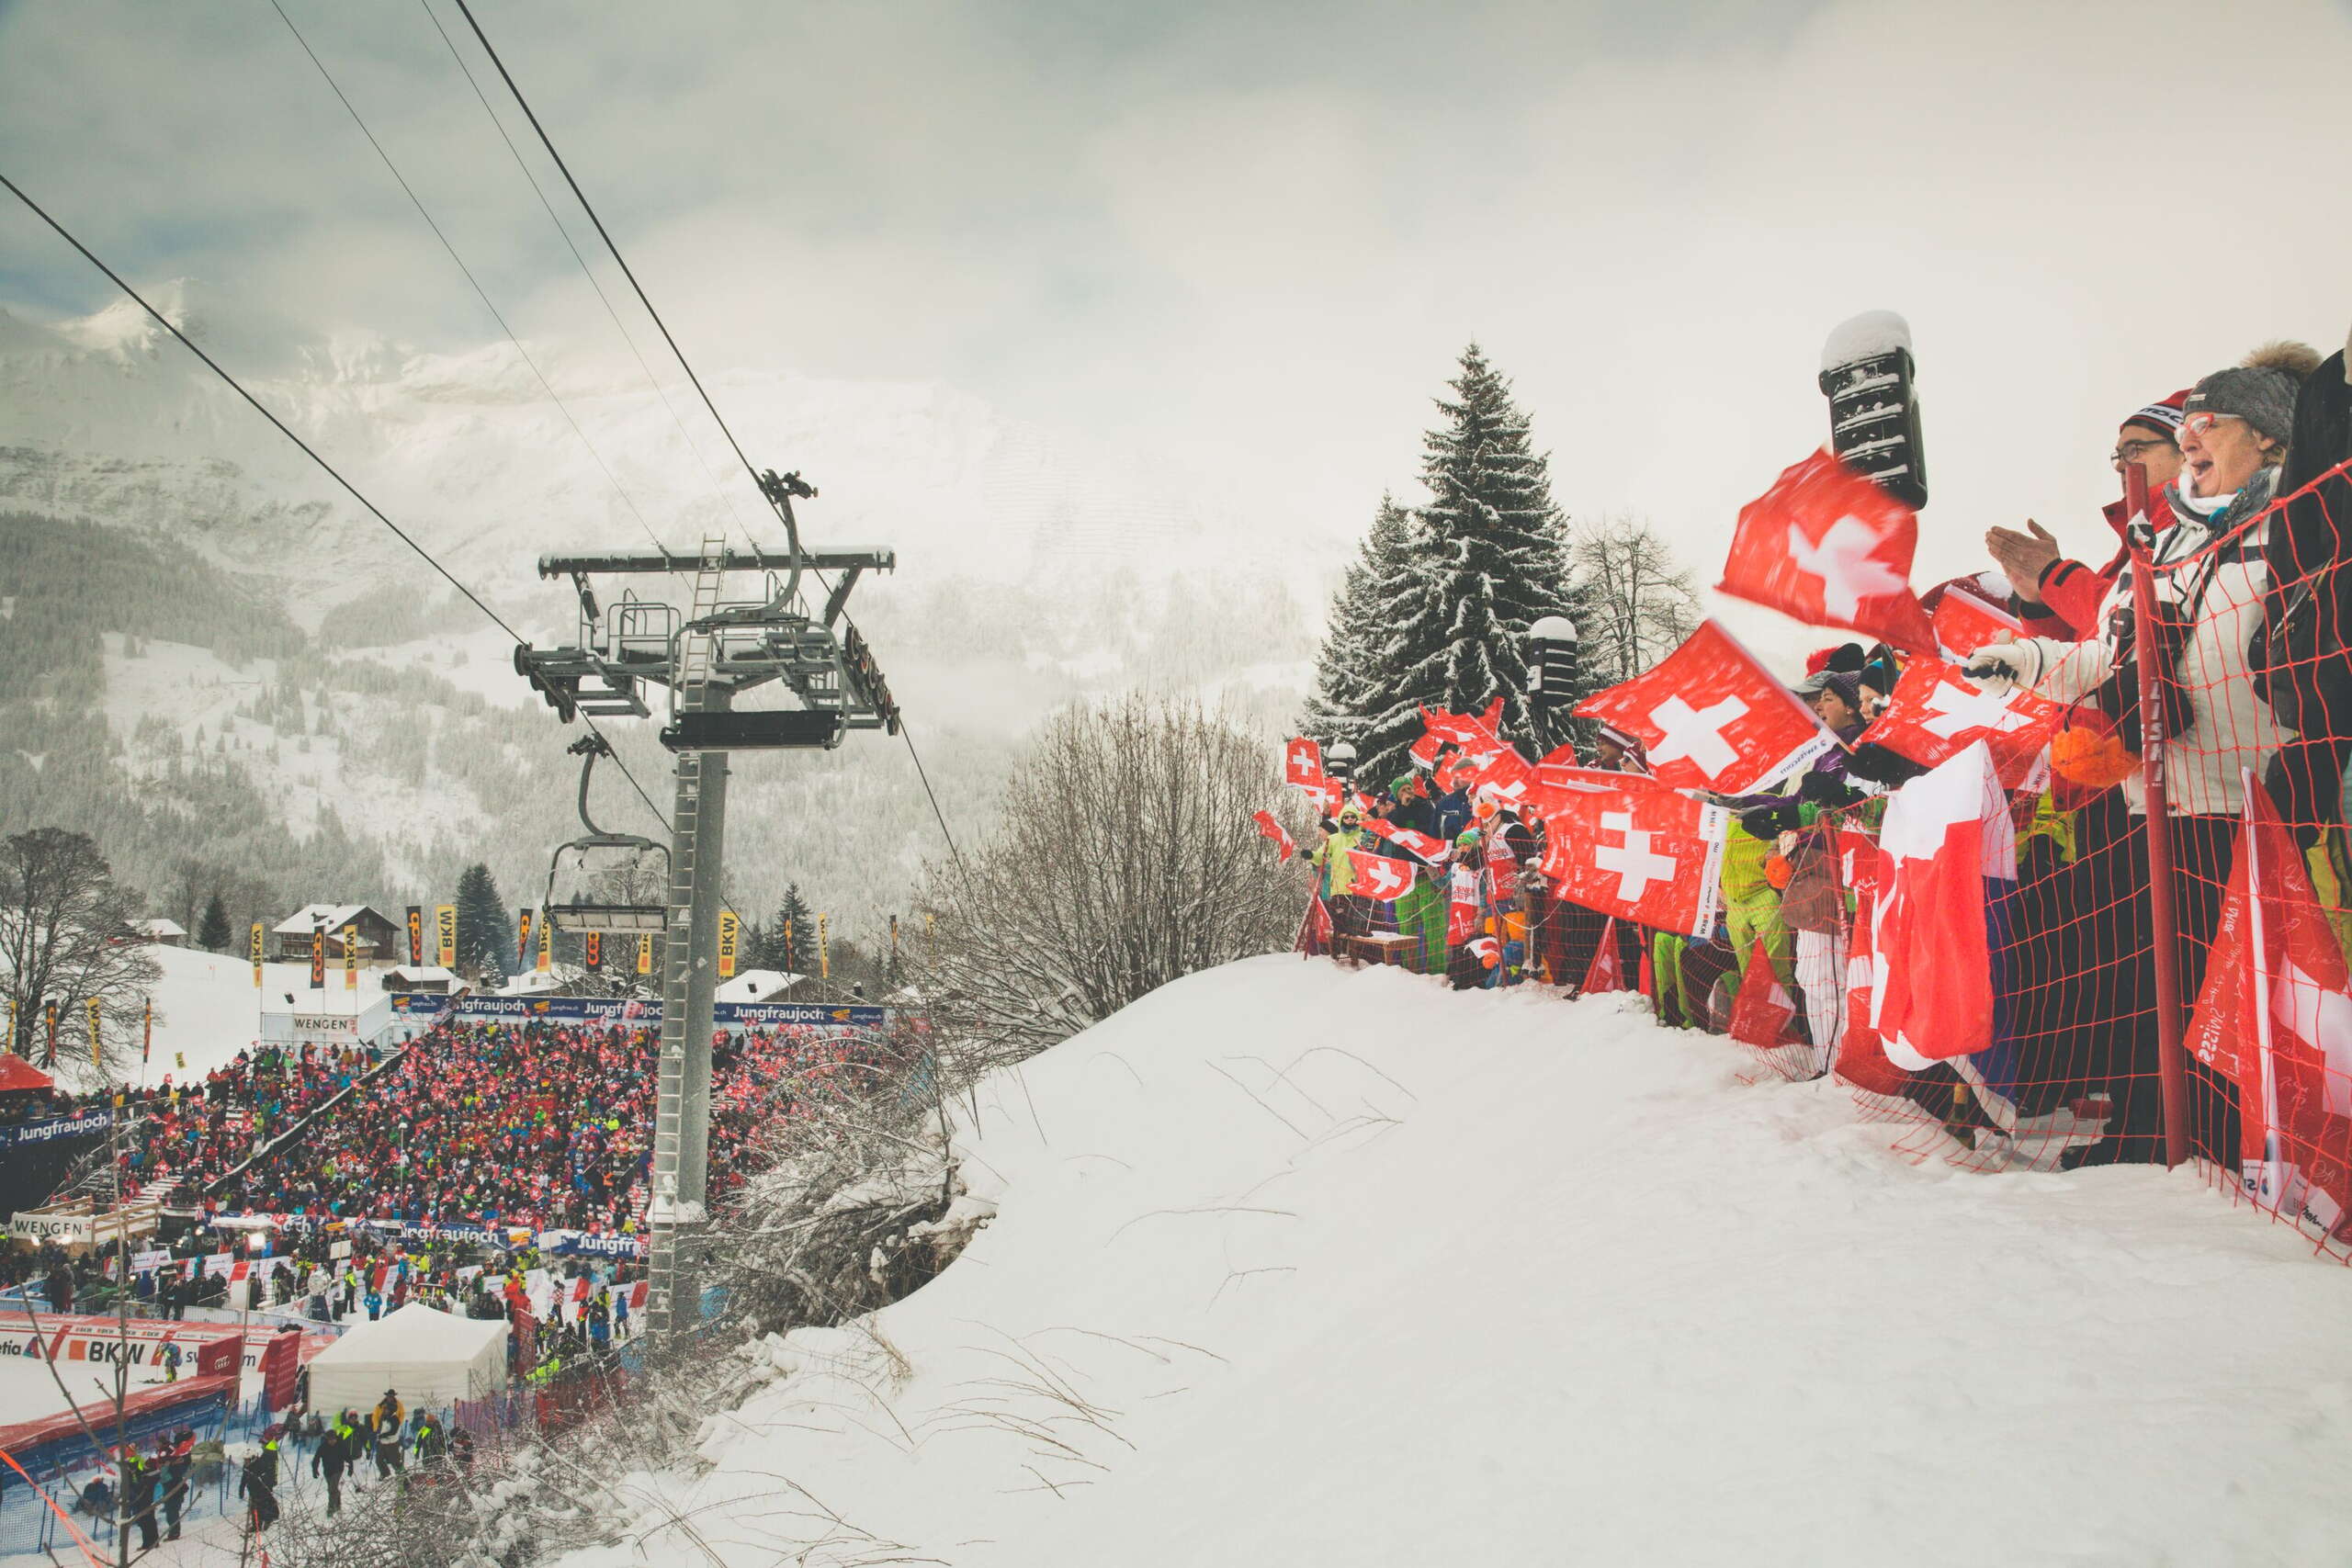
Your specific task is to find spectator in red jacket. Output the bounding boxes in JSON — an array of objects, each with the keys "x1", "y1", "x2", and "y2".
[{"x1": 1984, "y1": 390, "x2": 2189, "y2": 637}]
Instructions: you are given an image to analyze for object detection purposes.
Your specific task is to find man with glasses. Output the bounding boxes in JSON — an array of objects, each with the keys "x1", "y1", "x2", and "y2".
[{"x1": 1984, "y1": 390, "x2": 2188, "y2": 638}]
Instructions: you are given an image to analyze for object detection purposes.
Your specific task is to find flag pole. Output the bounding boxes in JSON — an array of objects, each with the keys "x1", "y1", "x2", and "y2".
[{"x1": 2128, "y1": 462, "x2": 2190, "y2": 1169}]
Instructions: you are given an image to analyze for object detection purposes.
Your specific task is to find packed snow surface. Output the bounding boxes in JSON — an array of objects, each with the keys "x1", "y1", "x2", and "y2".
[{"x1": 567, "y1": 957, "x2": 2350, "y2": 1567}]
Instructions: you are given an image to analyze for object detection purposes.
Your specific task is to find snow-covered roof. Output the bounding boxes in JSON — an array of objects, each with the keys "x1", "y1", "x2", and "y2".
[
  {"x1": 495, "y1": 969, "x2": 563, "y2": 996},
  {"x1": 715, "y1": 969, "x2": 805, "y2": 1002},
  {"x1": 135, "y1": 919, "x2": 187, "y2": 939},
  {"x1": 272, "y1": 904, "x2": 386, "y2": 935},
  {"x1": 386, "y1": 965, "x2": 456, "y2": 984}
]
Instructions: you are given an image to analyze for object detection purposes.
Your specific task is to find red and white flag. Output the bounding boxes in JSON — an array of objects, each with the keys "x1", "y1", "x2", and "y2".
[
  {"x1": 1727, "y1": 940, "x2": 1801, "y2": 1049},
  {"x1": 2184, "y1": 778, "x2": 2352, "y2": 1229},
  {"x1": 1871, "y1": 744, "x2": 2012, "y2": 1068},
  {"x1": 1539, "y1": 741, "x2": 1579, "y2": 771},
  {"x1": 1421, "y1": 700, "x2": 1505, "y2": 750},
  {"x1": 1573, "y1": 620, "x2": 1836, "y2": 795},
  {"x1": 1283, "y1": 737, "x2": 1326, "y2": 789},
  {"x1": 1251, "y1": 810, "x2": 1295, "y2": 863},
  {"x1": 1580, "y1": 920, "x2": 1628, "y2": 995},
  {"x1": 1447, "y1": 863, "x2": 1482, "y2": 945},
  {"x1": 1365, "y1": 817, "x2": 1448, "y2": 864},
  {"x1": 1928, "y1": 577, "x2": 2026, "y2": 660},
  {"x1": 1347, "y1": 849, "x2": 1417, "y2": 902},
  {"x1": 1535, "y1": 774, "x2": 1730, "y2": 937},
  {"x1": 1833, "y1": 889, "x2": 1910, "y2": 1098},
  {"x1": 1859, "y1": 655, "x2": 2063, "y2": 789},
  {"x1": 1464, "y1": 744, "x2": 1536, "y2": 807},
  {"x1": 1408, "y1": 731, "x2": 1445, "y2": 771},
  {"x1": 1718, "y1": 448, "x2": 1935, "y2": 651}
]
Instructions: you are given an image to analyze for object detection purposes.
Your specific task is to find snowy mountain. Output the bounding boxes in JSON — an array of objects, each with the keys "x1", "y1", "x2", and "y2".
[
  {"x1": 560, "y1": 957, "x2": 2352, "y2": 1568},
  {"x1": 0, "y1": 288, "x2": 1328, "y2": 619},
  {"x1": 0, "y1": 291, "x2": 1322, "y2": 928}
]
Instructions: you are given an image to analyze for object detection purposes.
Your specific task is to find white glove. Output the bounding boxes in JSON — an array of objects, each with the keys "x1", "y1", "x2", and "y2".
[{"x1": 1964, "y1": 638, "x2": 2040, "y2": 687}]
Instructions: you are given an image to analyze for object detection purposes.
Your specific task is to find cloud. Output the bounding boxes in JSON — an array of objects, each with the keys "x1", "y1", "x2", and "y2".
[{"x1": 5, "y1": 0, "x2": 2350, "y2": 654}]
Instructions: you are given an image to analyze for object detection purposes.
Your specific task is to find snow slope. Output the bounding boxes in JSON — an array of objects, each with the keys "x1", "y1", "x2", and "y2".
[{"x1": 570, "y1": 957, "x2": 2352, "y2": 1568}]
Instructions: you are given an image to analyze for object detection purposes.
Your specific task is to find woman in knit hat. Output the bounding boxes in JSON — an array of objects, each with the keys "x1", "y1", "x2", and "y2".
[{"x1": 1974, "y1": 341, "x2": 2319, "y2": 1167}]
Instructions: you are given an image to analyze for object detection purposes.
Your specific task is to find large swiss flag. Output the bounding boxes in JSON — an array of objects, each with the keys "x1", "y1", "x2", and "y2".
[
  {"x1": 1871, "y1": 743, "x2": 2011, "y2": 1068},
  {"x1": 1364, "y1": 817, "x2": 1448, "y2": 864},
  {"x1": 1347, "y1": 850, "x2": 1418, "y2": 903},
  {"x1": 1532, "y1": 774, "x2": 1730, "y2": 938},
  {"x1": 1718, "y1": 448, "x2": 1936, "y2": 651},
  {"x1": 1573, "y1": 620, "x2": 1836, "y2": 795},
  {"x1": 1859, "y1": 655, "x2": 2063, "y2": 789},
  {"x1": 1283, "y1": 737, "x2": 1326, "y2": 789},
  {"x1": 2184, "y1": 778, "x2": 2352, "y2": 1232}
]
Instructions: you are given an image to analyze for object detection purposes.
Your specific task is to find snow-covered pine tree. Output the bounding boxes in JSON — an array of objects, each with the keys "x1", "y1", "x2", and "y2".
[
  {"x1": 771, "y1": 884, "x2": 814, "y2": 976},
  {"x1": 1355, "y1": 344, "x2": 1583, "y2": 782},
  {"x1": 453, "y1": 862, "x2": 513, "y2": 981},
  {"x1": 1300, "y1": 495, "x2": 1411, "y2": 751}
]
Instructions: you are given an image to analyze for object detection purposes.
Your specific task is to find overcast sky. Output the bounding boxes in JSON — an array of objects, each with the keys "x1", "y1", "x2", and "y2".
[{"x1": 6, "y1": 0, "x2": 2351, "y2": 647}]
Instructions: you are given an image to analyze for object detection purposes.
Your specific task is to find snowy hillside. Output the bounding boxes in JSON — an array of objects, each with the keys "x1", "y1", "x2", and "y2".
[{"x1": 567, "y1": 958, "x2": 2352, "y2": 1568}]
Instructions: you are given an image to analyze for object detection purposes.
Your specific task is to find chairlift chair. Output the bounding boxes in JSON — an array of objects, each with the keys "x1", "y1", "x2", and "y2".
[{"x1": 544, "y1": 736, "x2": 670, "y2": 933}]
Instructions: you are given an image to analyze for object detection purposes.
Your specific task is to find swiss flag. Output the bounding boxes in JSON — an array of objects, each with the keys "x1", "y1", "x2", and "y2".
[
  {"x1": 1447, "y1": 863, "x2": 1482, "y2": 945},
  {"x1": 1283, "y1": 737, "x2": 1326, "y2": 789},
  {"x1": 1727, "y1": 941, "x2": 1801, "y2": 1049},
  {"x1": 1365, "y1": 817, "x2": 1447, "y2": 864},
  {"x1": 1929, "y1": 578, "x2": 2025, "y2": 660},
  {"x1": 1408, "y1": 732, "x2": 1445, "y2": 771},
  {"x1": 1534, "y1": 775, "x2": 1730, "y2": 938},
  {"x1": 1833, "y1": 888, "x2": 1911, "y2": 1098},
  {"x1": 1347, "y1": 850, "x2": 1417, "y2": 902},
  {"x1": 1251, "y1": 810, "x2": 1296, "y2": 863},
  {"x1": 1421, "y1": 701, "x2": 1505, "y2": 750},
  {"x1": 1573, "y1": 620, "x2": 1836, "y2": 795},
  {"x1": 1859, "y1": 655, "x2": 2063, "y2": 789},
  {"x1": 1464, "y1": 744, "x2": 1536, "y2": 807},
  {"x1": 1871, "y1": 744, "x2": 2010, "y2": 1068},
  {"x1": 1539, "y1": 741, "x2": 1579, "y2": 771},
  {"x1": 1718, "y1": 448, "x2": 1935, "y2": 651},
  {"x1": 1434, "y1": 750, "x2": 1479, "y2": 795},
  {"x1": 2184, "y1": 778, "x2": 2352, "y2": 1230},
  {"x1": 1580, "y1": 919, "x2": 1628, "y2": 995}
]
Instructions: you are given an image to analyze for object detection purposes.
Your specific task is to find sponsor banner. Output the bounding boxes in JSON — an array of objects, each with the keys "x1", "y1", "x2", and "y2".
[
  {"x1": 0, "y1": 1314, "x2": 240, "y2": 1379},
  {"x1": 290, "y1": 1011, "x2": 362, "y2": 1043},
  {"x1": 0, "y1": 1110, "x2": 111, "y2": 1148},
  {"x1": 8, "y1": 1206, "x2": 157, "y2": 1245},
  {"x1": 443, "y1": 996, "x2": 887, "y2": 1028},
  {"x1": 387, "y1": 993, "x2": 456, "y2": 1017},
  {"x1": 538, "y1": 1230, "x2": 648, "y2": 1258}
]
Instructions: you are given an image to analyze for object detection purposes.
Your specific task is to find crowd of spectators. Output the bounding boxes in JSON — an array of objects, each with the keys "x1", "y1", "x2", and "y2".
[{"x1": 1312, "y1": 332, "x2": 2352, "y2": 1190}]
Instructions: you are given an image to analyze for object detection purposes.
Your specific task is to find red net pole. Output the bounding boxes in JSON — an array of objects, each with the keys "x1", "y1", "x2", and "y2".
[{"x1": 2126, "y1": 461, "x2": 2191, "y2": 1170}]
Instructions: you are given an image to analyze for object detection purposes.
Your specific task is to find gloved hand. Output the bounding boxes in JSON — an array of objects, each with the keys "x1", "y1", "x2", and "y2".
[
  {"x1": 1845, "y1": 742, "x2": 1930, "y2": 787},
  {"x1": 1798, "y1": 768, "x2": 1857, "y2": 807},
  {"x1": 1965, "y1": 638, "x2": 2039, "y2": 686}
]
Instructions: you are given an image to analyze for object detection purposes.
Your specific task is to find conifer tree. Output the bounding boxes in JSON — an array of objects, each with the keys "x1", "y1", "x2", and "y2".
[
  {"x1": 196, "y1": 891, "x2": 232, "y2": 953},
  {"x1": 770, "y1": 884, "x2": 814, "y2": 976},
  {"x1": 1300, "y1": 495, "x2": 1411, "y2": 751},
  {"x1": 1356, "y1": 344, "x2": 1584, "y2": 782},
  {"x1": 453, "y1": 863, "x2": 513, "y2": 980}
]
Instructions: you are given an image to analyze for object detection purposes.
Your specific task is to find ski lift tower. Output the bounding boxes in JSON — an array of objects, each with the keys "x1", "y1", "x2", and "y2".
[{"x1": 516, "y1": 469, "x2": 899, "y2": 1337}]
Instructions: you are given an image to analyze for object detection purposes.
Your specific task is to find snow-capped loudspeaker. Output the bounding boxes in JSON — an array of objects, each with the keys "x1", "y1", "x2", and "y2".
[{"x1": 1819, "y1": 310, "x2": 1928, "y2": 510}]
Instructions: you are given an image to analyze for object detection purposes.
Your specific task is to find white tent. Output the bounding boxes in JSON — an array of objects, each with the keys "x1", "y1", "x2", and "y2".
[{"x1": 304, "y1": 1303, "x2": 508, "y2": 1416}]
